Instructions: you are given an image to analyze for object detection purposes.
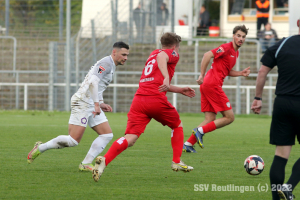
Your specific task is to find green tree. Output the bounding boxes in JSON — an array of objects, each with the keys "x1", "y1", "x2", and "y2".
[{"x1": 0, "y1": 0, "x2": 82, "y2": 36}]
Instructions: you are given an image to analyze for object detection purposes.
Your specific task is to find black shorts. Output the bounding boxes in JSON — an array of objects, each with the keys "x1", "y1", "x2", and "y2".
[{"x1": 270, "y1": 96, "x2": 300, "y2": 145}]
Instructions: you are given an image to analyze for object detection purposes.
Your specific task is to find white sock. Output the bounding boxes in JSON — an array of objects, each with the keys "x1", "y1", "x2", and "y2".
[
  {"x1": 82, "y1": 133, "x2": 113, "y2": 164},
  {"x1": 184, "y1": 142, "x2": 193, "y2": 146},
  {"x1": 197, "y1": 127, "x2": 204, "y2": 134},
  {"x1": 39, "y1": 135, "x2": 78, "y2": 153}
]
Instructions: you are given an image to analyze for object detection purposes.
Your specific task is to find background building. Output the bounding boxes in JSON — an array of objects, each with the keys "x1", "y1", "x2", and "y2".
[{"x1": 221, "y1": 0, "x2": 298, "y2": 38}]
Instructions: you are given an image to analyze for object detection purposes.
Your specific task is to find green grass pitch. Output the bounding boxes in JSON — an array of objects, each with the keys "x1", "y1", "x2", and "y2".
[{"x1": 0, "y1": 110, "x2": 299, "y2": 200}]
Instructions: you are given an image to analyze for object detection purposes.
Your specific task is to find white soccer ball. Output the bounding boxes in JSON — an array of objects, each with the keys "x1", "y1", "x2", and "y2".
[{"x1": 244, "y1": 155, "x2": 264, "y2": 175}]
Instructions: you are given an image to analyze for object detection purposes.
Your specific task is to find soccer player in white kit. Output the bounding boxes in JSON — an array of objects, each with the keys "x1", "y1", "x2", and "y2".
[{"x1": 27, "y1": 42, "x2": 130, "y2": 172}]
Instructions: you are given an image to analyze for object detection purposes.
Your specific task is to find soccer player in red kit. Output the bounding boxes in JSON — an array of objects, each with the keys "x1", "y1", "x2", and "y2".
[
  {"x1": 183, "y1": 25, "x2": 251, "y2": 153},
  {"x1": 92, "y1": 32, "x2": 196, "y2": 182}
]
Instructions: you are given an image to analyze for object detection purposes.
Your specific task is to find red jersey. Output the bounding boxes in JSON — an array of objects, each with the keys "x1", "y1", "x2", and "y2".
[
  {"x1": 135, "y1": 49, "x2": 179, "y2": 97},
  {"x1": 203, "y1": 42, "x2": 239, "y2": 86}
]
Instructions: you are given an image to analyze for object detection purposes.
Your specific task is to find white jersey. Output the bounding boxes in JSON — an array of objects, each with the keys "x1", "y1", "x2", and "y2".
[{"x1": 74, "y1": 55, "x2": 116, "y2": 104}]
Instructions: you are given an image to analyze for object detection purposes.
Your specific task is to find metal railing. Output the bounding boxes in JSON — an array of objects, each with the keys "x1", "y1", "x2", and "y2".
[
  {"x1": 0, "y1": 70, "x2": 277, "y2": 115},
  {"x1": 0, "y1": 82, "x2": 275, "y2": 115}
]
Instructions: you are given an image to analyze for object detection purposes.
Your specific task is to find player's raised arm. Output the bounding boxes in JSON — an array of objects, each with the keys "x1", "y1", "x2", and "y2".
[
  {"x1": 197, "y1": 51, "x2": 214, "y2": 85},
  {"x1": 157, "y1": 51, "x2": 170, "y2": 92}
]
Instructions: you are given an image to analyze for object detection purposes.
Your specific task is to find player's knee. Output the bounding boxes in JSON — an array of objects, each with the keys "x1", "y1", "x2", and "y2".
[
  {"x1": 100, "y1": 133, "x2": 113, "y2": 141},
  {"x1": 205, "y1": 116, "x2": 216, "y2": 122},
  {"x1": 275, "y1": 146, "x2": 292, "y2": 159},
  {"x1": 125, "y1": 134, "x2": 138, "y2": 147},
  {"x1": 227, "y1": 115, "x2": 235, "y2": 124},
  {"x1": 128, "y1": 140, "x2": 136, "y2": 147},
  {"x1": 222, "y1": 111, "x2": 234, "y2": 125},
  {"x1": 177, "y1": 122, "x2": 183, "y2": 127},
  {"x1": 67, "y1": 135, "x2": 79, "y2": 147}
]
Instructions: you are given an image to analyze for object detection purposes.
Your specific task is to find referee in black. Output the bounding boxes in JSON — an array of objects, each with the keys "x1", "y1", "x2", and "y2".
[{"x1": 251, "y1": 18, "x2": 300, "y2": 200}]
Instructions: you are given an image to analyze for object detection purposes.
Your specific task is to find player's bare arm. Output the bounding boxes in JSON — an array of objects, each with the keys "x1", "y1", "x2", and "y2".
[
  {"x1": 251, "y1": 65, "x2": 271, "y2": 114},
  {"x1": 100, "y1": 103, "x2": 113, "y2": 112},
  {"x1": 229, "y1": 67, "x2": 250, "y2": 77},
  {"x1": 157, "y1": 51, "x2": 170, "y2": 92},
  {"x1": 180, "y1": 87, "x2": 196, "y2": 98},
  {"x1": 168, "y1": 85, "x2": 195, "y2": 98},
  {"x1": 197, "y1": 51, "x2": 214, "y2": 85}
]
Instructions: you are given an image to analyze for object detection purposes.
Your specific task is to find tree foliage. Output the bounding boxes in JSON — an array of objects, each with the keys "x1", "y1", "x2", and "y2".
[{"x1": 0, "y1": 0, "x2": 82, "y2": 31}]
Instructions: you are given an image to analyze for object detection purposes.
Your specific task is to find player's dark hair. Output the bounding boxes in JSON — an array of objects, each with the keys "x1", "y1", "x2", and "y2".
[
  {"x1": 160, "y1": 32, "x2": 181, "y2": 47},
  {"x1": 113, "y1": 41, "x2": 130, "y2": 50},
  {"x1": 233, "y1": 25, "x2": 248, "y2": 35}
]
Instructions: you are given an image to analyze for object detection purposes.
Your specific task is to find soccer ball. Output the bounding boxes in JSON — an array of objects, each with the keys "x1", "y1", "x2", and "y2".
[{"x1": 244, "y1": 155, "x2": 264, "y2": 175}]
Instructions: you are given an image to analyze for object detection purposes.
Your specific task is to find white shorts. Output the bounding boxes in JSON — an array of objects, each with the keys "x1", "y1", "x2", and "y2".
[{"x1": 68, "y1": 95, "x2": 108, "y2": 128}]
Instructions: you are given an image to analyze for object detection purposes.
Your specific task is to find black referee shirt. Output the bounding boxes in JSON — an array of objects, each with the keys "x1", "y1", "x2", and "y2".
[{"x1": 261, "y1": 35, "x2": 300, "y2": 96}]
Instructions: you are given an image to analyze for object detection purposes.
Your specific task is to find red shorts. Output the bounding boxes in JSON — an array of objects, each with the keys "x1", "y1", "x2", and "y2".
[
  {"x1": 125, "y1": 95, "x2": 181, "y2": 137},
  {"x1": 200, "y1": 84, "x2": 232, "y2": 113}
]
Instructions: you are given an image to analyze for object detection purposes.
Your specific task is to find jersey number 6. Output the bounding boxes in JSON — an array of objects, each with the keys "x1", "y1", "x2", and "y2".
[{"x1": 144, "y1": 59, "x2": 156, "y2": 76}]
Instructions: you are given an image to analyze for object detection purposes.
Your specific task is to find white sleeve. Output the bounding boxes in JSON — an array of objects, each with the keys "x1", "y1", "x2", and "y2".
[
  {"x1": 94, "y1": 62, "x2": 111, "y2": 79},
  {"x1": 98, "y1": 92, "x2": 103, "y2": 102},
  {"x1": 89, "y1": 75, "x2": 100, "y2": 103}
]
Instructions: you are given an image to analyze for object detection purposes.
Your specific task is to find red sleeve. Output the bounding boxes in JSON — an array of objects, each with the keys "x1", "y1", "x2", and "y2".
[
  {"x1": 163, "y1": 49, "x2": 179, "y2": 64},
  {"x1": 211, "y1": 44, "x2": 228, "y2": 59}
]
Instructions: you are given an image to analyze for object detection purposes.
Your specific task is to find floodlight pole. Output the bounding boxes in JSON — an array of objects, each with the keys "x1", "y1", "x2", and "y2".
[
  {"x1": 188, "y1": 0, "x2": 193, "y2": 45},
  {"x1": 171, "y1": 0, "x2": 174, "y2": 33},
  {"x1": 5, "y1": 0, "x2": 9, "y2": 35},
  {"x1": 65, "y1": 0, "x2": 71, "y2": 111},
  {"x1": 59, "y1": 0, "x2": 64, "y2": 40}
]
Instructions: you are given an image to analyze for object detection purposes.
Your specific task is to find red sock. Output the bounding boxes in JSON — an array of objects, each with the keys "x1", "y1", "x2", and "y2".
[
  {"x1": 202, "y1": 121, "x2": 216, "y2": 134},
  {"x1": 187, "y1": 134, "x2": 197, "y2": 145},
  {"x1": 104, "y1": 137, "x2": 128, "y2": 166},
  {"x1": 171, "y1": 127, "x2": 184, "y2": 163}
]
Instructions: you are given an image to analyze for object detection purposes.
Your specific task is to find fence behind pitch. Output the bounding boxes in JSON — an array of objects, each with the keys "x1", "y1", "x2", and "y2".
[{"x1": 0, "y1": 0, "x2": 278, "y2": 115}]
